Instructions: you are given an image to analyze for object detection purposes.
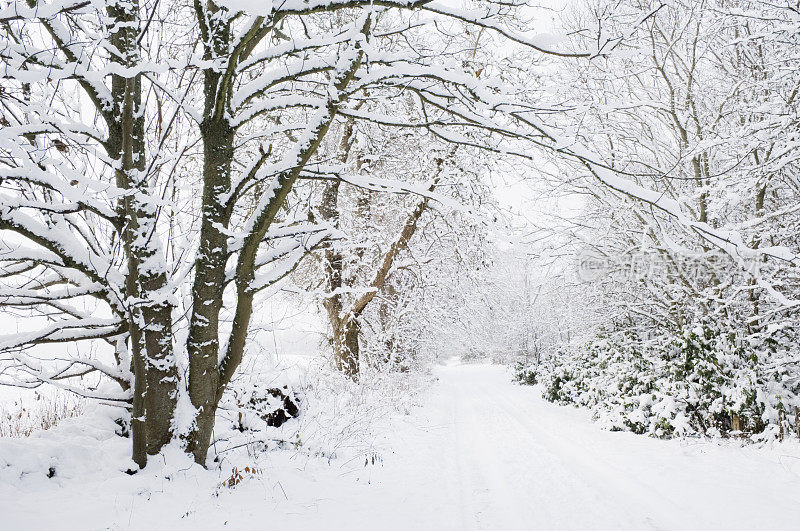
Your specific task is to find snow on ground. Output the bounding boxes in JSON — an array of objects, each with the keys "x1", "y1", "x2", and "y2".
[{"x1": 2, "y1": 362, "x2": 800, "y2": 530}]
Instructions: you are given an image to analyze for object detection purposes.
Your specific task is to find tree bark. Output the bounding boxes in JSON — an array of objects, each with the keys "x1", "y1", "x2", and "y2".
[
  {"x1": 334, "y1": 318, "x2": 360, "y2": 377},
  {"x1": 182, "y1": 3, "x2": 238, "y2": 463},
  {"x1": 107, "y1": 0, "x2": 177, "y2": 467},
  {"x1": 185, "y1": 117, "x2": 235, "y2": 464}
]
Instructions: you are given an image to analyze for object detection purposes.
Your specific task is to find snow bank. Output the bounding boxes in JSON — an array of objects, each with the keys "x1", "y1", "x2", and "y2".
[{"x1": 0, "y1": 355, "x2": 434, "y2": 530}]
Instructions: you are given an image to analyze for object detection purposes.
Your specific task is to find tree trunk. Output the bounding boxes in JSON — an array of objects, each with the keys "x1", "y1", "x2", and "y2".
[
  {"x1": 107, "y1": 0, "x2": 177, "y2": 467},
  {"x1": 128, "y1": 76, "x2": 178, "y2": 457},
  {"x1": 334, "y1": 318, "x2": 360, "y2": 378},
  {"x1": 185, "y1": 117, "x2": 234, "y2": 464},
  {"x1": 378, "y1": 282, "x2": 398, "y2": 366}
]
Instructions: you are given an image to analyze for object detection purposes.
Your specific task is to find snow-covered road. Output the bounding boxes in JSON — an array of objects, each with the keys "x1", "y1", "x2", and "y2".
[
  {"x1": 4, "y1": 362, "x2": 800, "y2": 530},
  {"x1": 286, "y1": 363, "x2": 800, "y2": 530}
]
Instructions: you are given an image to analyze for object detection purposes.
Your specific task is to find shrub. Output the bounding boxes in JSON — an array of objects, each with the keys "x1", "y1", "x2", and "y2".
[{"x1": 515, "y1": 321, "x2": 799, "y2": 440}]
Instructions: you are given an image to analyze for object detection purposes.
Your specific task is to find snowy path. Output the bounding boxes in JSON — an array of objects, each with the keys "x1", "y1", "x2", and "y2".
[
  {"x1": 3, "y1": 363, "x2": 800, "y2": 530},
  {"x1": 276, "y1": 363, "x2": 800, "y2": 530}
]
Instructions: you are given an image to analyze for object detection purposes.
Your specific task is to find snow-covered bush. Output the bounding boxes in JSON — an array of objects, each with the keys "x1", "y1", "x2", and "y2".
[
  {"x1": 519, "y1": 321, "x2": 799, "y2": 440},
  {"x1": 199, "y1": 350, "x2": 436, "y2": 466}
]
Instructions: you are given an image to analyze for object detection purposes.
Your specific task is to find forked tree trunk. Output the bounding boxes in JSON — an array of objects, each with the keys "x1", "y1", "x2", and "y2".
[
  {"x1": 181, "y1": 17, "x2": 367, "y2": 464},
  {"x1": 324, "y1": 154, "x2": 452, "y2": 379},
  {"x1": 181, "y1": 1, "x2": 240, "y2": 464}
]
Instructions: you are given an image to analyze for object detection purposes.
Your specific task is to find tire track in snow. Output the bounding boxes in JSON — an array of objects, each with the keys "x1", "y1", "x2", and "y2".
[
  {"x1": 434, "y1": 365, "x2": 662, "y2": 530},
  {"x1": 476, "y1": 376, "x2": 676, "y2": 529},
  {"x1": 446, "y1": 372, "x2": 523, "y2": 530}
]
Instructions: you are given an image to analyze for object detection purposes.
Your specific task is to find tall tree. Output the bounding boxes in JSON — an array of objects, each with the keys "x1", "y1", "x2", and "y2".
[{"x1": 0, "y1": 0, "x2": 627, "y2": 466}]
